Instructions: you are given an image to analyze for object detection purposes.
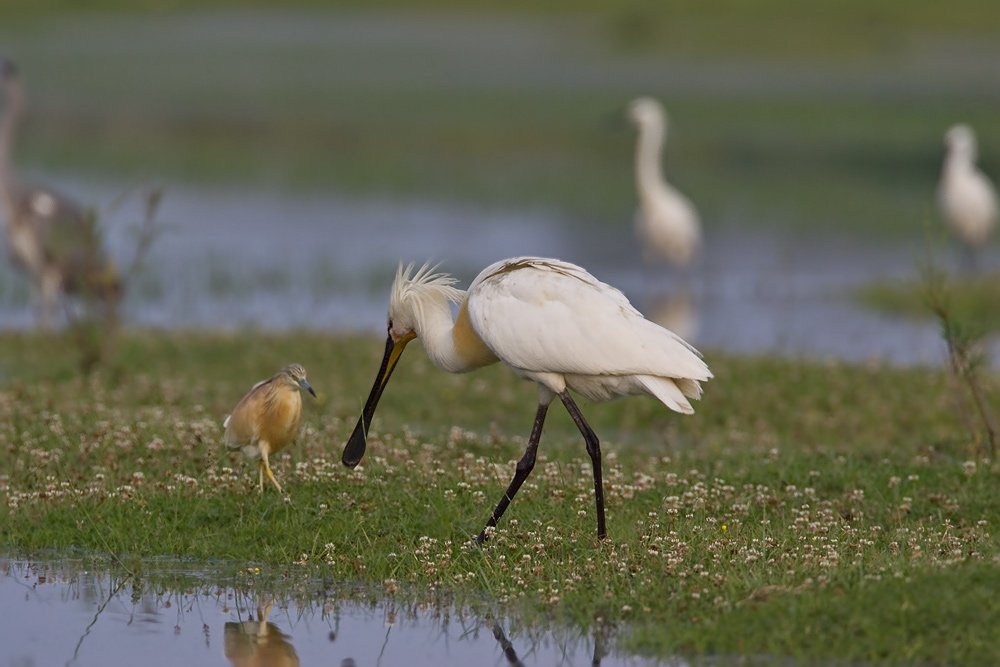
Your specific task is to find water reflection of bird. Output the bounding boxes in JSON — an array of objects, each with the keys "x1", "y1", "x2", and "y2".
[
  {"x1": 341, "y1": 258, "x2": 711, "y2": 543},
  {"x1": 225, "y1": 364, "x2": 316, "y2": 493},
  {"x1": 643, "y1": 288, "x2": 697, "y2": 343},
  {"x1": 0, "y1": 57, "x2": 119, "y2": 328},
  {"x1": 224, "y1": 600, "x2": 300, "y2": 667},
  {"x1": 490, "y1": 616, "x2": 608, "y2": 666},
  {"x1": 938, "y1": 124, "x2": 997, "y2": 267},
  {"x1": 489, "y1": 619, "x2": 526, "y2": 667},
  {"x1": 627, "y1": 96, "x2": 701, "y2": 270}
]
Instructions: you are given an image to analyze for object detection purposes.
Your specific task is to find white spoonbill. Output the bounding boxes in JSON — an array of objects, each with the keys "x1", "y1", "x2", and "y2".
[
  {"x1": 938, "y1": 124, "x2": 997, "y2": 264},
  {"x1": 627, "y1": 96, "x2": 701, "y2": 268},
  {"x1": 341, "y1": 257, "x2": 712, "y2": 543}
]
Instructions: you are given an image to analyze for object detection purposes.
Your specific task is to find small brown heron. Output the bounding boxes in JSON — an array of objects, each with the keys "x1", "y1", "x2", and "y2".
[{"x1": 225, "y1": 364, "x2": 316, "y2": 493}]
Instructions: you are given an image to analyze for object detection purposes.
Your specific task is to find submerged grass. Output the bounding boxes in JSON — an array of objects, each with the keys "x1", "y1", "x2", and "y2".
[{"x1": 2, "y1": 330, "x2": 1000, "y2": 663}]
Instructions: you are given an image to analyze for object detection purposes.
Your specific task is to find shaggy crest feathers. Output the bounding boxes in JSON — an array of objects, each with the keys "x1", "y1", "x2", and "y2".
[
  {"x1": 390, "y1": 261, "x2": 465, "y2": 321},
  {"x1": 278, "y1": 363, "x2": 307, "y2": 380}
]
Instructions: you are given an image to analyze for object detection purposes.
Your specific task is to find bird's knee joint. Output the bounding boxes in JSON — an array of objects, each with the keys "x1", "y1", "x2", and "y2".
[
  {"x1": 515, "y1": 458, "x2": 535, "y2": 475},
  {"x1": 586, "y1": 438, "x2": 601, "y2": 459}
]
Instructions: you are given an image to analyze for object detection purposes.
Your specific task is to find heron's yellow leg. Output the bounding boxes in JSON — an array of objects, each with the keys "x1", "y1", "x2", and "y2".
[
  {"x1": 261, "y1": 448, "x2": 283, "y2": 493},
  {"x1": 257, "y1": 460, "x2": 266, "y2": 493},
  {"x1": 261, "y1": 599, "x2": 273, "y2": 628}
]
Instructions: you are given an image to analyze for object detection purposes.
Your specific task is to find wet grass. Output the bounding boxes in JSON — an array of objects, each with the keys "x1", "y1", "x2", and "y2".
[{"x1": 2, "y1": 330, "x2": 1000, "y2": 664}]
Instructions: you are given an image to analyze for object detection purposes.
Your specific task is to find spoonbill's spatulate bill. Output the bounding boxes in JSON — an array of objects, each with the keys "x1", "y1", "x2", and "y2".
[{"x1": 342, "y1": 257, "x2": 711, "y2": 543}]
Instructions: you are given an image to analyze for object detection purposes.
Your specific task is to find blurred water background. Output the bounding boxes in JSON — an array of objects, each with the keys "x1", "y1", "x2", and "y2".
[{"x1": 1, "y1": 8, "x2": 999, "y2": 362}]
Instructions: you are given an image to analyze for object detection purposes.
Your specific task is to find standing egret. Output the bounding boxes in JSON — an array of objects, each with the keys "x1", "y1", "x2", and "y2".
[
  {"x1": 342, "y1": 257, "x2": 711, "y2": 543},
  {"x1": 0, "y1": 56, "x2": 118, "y2": 328},
  {"x1": 627, "y1": 96, "x2": 702, "y2": 269},
  {"x1": 225, "y1": 364, "x2": 316, "y2": 493},
  {"x1": 938, "y1": 124, "x2": 997, "y2": 267}
]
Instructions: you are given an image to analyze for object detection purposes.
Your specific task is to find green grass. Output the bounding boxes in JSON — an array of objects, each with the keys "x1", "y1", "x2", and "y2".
[
  {"x1": 857, "y1": 268, "x2": 1000, "y2": 333},
  {"x1": 3, "y1": 330, "x2": 1000, "y2": 664}
]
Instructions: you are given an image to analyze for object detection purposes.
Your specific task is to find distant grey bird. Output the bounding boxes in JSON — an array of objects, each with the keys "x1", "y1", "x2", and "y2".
[
  {"x1": 938, "y1": 124, "x2": 997, "y2": 266},
  {"x1": 0, "y1": 57, "x2": 119, "y2": 328},
  {"x1": 627, "y1": 96, "x2": 701, "y2": 269}
]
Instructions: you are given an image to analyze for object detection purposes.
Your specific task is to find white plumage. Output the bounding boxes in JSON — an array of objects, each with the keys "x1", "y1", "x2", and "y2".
[
  {"x1": 342, "y1": 256, "x2": 711, "y2": 542},
  {"x1": 466, "y1": 258, "x2": 707, "y2": 411},
  {"x1": 938, "y1": 124, "x2": 997, "y2": 252},
  {"x1": 627, "y1": 96, "x2": 701, "y2": 268}
]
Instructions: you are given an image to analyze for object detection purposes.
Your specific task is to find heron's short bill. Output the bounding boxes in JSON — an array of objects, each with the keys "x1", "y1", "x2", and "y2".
[{"x1": 298, "y1": 378, "x2": 317, "y2": 398}]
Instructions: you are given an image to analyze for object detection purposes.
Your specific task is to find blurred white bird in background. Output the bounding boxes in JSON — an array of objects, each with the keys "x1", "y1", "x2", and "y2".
[
  {"x1": 627, "y1": 96, "x2": 702, "y2": 270},
  {"x1": 938, "y1": 124, "x2": 997, "y2": 269},
  {"x1": 341, "y1": 257, "x2": 711, "y2": 543}
]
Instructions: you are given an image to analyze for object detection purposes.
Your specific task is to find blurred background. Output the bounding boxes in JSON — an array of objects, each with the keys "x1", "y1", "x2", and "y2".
[{"x1": 1, "y1": 0, "x2": 998, "y2": 363}]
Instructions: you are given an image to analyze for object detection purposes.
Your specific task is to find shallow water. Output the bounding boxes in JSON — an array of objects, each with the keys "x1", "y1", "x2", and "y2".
[
  {"x1": 0, "y1": 178, "x2": 989, "y2": 365},
  {"x1": 1, "y1": 558, "x2": 678, "y2": 667}
]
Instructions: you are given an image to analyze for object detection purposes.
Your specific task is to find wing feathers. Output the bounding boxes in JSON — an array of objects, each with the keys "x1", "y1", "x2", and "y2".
[{"x1": 469, "y1": 258, "x2": 710, "y2": 381}]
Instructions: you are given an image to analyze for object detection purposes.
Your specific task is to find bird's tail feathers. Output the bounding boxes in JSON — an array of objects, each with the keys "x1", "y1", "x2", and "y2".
[
  {"x1": 638, "y1": 375, "x2": 697, "y2": 414},
  {"x1": 673, "y1": 377, "x2": 704, "y2": 400}
]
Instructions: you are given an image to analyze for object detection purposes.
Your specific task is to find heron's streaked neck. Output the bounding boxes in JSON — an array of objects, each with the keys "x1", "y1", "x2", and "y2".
[
  {"x1": 0, "y1": 80, "x2": 24, "y2": 199},
  {"x1": 635, "y1": 119, "x2": 666, "y2": 195}
]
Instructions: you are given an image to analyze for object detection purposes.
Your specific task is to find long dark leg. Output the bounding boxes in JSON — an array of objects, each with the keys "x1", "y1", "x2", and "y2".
[
  {"x1": 489, "y1": 618, "x2": 525, "y2": 667},
  {"x1": 559, "y1": 390, "x2": 607, "y2": 541},
  {"x1": 477, "y1": 402, "x2": 549, "y2": 545}
]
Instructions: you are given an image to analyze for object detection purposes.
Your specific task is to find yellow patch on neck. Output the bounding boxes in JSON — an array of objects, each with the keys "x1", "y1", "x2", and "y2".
[{"x1": 453, "y1": 297, "x2": 499, "y2": 370}]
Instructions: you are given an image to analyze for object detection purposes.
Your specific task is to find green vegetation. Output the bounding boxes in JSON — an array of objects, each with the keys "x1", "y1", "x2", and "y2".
[
  {"x1": 858, "y1": 270, "x2": 1000, "y2": 333},
  {"x1": 3, "y1": 331, "x2": 999, "y2": 664},
  {"x1": 3, "y1": 0, "x2": 1000, "y2": 57}
]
